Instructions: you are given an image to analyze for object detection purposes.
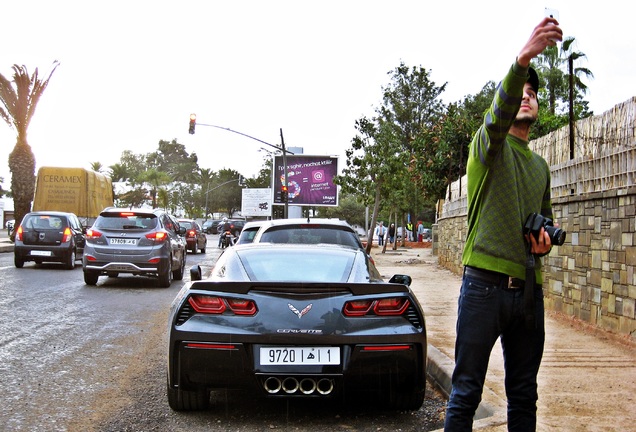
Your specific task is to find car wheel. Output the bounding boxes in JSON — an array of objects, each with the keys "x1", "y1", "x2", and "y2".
[
  {"x1": 14, "y1": 254, "x2": 24, "y2": 268},
  {"x1": 386, "y1": 386, "x2": 425, "y2": 411},
  {"x1": 167, "y1": 381, "x2": 210, "y2": 411},
  {"x1": 64, "y1": 249, "x2": 76, "y2": 270},
  {"x1": 173, "y1": 253, "x2": 185, "y2": 281},
  {"x1": 158, "y1": 259, "x2": 173, "y2": 287},
  {"x1": 84, "y1": 270, "x2": 99, "y2": 285}
]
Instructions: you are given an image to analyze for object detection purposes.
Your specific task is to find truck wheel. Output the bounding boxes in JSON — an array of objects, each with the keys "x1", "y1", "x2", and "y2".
[{"x1": 84, "y1": 270, "x2": 99, "y2": 285}]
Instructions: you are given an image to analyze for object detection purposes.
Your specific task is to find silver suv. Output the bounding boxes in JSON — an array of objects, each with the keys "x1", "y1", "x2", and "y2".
[{"x1": 82, "y1": 208, "x2": 187, "y2": 287}]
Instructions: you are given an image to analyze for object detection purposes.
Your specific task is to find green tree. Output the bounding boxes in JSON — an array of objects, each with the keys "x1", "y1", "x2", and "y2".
[
  {"x1": 139, "y1": 168, "x2": 172, "y2": 209},
  {"x1": 0, "y1": 62, "x2": 59, "y2": 233}
]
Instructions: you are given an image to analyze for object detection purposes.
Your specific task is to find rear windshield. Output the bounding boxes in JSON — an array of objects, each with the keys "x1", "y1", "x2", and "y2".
[
  {"x1": 23, "y1": 215, "x2": 66, "y2": 230},
  {"x1": 179, "y1": 221, "x2": 194, "y2": 229},
  {"x1": 238, "y1": 248, "x2": 355, "y2": 282},
  {"x1": 260, "y1": 225, "x2": 362, "y2": 249},
  {"x1": 95, "y1": 213, "x2": 157, "y2": 230}
]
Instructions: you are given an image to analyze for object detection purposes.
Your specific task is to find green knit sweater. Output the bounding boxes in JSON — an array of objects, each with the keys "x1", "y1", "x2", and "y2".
[{"x1": 461, "y1": 62, "x2": 553, "y2": 283}]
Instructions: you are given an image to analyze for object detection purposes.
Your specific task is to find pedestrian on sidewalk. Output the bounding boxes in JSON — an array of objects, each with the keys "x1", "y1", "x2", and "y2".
[
  {"x1": 444, "y1": 17, "x2": 562, "y2": 432},
  {"x1": 375, "y1": 221, "x2": 386, "y2": 246},
  {"x1": 388, "y1": 223, "x2": 396, "y2": 244}
]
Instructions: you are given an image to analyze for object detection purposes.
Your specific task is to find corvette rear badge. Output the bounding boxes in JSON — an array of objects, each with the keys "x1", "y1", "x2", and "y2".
[{"x1": 288, "y1": 303, "x2": 312, "y2": 319}]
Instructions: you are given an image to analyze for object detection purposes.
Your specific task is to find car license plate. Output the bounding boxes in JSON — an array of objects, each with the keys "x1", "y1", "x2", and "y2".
[
  {"x1": 30, "y1": 250, "x2": 51, "y2": 257},
  {"x1": 260, "y1": 347, "x2": 340, "y2": 365},
  {"x1": 109, "y1": 238, "x2": 137, "y2": 245}
]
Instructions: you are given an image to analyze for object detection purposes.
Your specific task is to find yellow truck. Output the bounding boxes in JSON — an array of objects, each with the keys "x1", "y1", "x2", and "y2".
[{"x1": 32, "y1": 167, "x2": 114, "y2": 225}]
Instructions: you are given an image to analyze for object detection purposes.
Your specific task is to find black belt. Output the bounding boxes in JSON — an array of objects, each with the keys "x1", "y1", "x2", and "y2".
[{"x1": 464, "y1": 266, "x2": 525, "y2": 289}]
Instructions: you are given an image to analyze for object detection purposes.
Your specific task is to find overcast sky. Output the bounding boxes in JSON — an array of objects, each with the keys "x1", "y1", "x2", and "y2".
[{"x1": 2, "y1": 0, "x2": 634, "y2": 190}]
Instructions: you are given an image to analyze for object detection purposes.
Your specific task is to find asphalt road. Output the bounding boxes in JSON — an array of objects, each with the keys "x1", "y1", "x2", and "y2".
[{"x1": 0, "y1": 236, "x2": 446, "y2": 431}]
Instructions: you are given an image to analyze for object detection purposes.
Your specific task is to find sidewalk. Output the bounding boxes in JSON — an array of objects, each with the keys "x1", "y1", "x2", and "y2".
[
  {"x1": 0, "y1": 229, "x2": 13, "y2": 253},
  {"x1": 371, "y1": 245, "x2": 636, "y2": 432}
]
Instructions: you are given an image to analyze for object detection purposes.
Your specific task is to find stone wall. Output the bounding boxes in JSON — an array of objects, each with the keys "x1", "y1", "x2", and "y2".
[{"x1": 435, "y1": 188, "x2": 636, "y2": 339}]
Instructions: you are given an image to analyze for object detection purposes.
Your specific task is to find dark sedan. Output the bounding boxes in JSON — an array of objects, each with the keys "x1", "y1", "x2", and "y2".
[
  {"x1": 178, "y1": 219, "x2": 207, "y2": 254},
  {"x1": 166, "y1": 243, "x2": 427, "y2": 411}
]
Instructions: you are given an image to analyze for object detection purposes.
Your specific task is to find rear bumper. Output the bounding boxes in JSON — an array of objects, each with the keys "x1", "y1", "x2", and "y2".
[{"x1": 15, "y1": 244, "x2": 71, "y2": 261}]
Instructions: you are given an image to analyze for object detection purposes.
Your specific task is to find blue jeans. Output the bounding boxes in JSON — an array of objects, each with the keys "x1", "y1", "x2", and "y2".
[{"x1": 444, "y1": 270, "x2": 545, "y2": 432}]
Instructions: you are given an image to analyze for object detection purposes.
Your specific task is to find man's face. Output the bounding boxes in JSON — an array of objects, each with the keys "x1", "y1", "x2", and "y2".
[{"x1": 515, "y1": 83, "x2": 539, "y2": 123}]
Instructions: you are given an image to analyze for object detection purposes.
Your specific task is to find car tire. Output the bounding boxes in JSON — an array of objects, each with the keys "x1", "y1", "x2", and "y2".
[
  {"x1": 64, "y1": 249, "x2": 76, "y2": 270},
  {"x1": 386, "y1": 386, "x2": 425, "y2": 411},
  {"x1": 167, "y1": 381, "x2": 210, "y2": 411},
  {"x1": 14, "y1": 255, "x2": 24, "y2": 268},
  {"x1": 158, "y1": 259, "x2": 173, "y2": 287},
  {"x1": 84, "y1": 270, "x2": 99, "y2": 285},
  {"x1": 173, "y1": 254, "x2": 185, "y2": 281}
]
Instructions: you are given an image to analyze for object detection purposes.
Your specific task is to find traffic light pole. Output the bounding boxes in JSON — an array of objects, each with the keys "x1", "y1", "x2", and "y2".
[{"x1": 189, "y1": 117, "x2": 294, "y2": 218}]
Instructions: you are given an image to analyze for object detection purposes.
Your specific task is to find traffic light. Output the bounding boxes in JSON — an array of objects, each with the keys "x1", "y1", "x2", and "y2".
[
  {"x1": 281, "y1": 184, "x2": 288, "y2": 203},
  {"x1": 188, "y1": 113, "x2": 196, "y2": 134}
]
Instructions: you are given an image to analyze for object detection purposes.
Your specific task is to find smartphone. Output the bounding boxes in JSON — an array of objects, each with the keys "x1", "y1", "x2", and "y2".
[
  {"x1": 544, "y1": 7, "x2": 559, "y2": 21},
  {"x1": 544, "y1": 8, "x2": 559, "y2": 42}
]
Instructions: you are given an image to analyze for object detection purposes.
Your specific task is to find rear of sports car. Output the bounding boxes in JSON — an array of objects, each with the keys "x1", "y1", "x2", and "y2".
[{"x1": 167, "y1": 280, "x2": 427, "y2": 411}]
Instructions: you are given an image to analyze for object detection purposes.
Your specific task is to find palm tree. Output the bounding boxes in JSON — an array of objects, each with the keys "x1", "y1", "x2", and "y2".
[
  {"x1": 0, "y1": 62, "x2": 59, "y2": 234},
  {"x1": 562, "y1": 37, "x2": 594, "y2": 158},
  {"x1": 90, "y1": 161, "x2": 104, "y2": 173}
]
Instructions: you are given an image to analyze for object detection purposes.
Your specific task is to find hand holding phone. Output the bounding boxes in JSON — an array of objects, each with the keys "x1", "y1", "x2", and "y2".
[{"x1": 544, "y1": 8, "x2": 560, "y2": 43}]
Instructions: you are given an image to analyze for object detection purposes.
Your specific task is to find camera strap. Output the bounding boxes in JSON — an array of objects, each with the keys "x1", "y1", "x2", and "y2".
[{"x1": 524, "y1": 245, "x2": 537, "y2": 329}]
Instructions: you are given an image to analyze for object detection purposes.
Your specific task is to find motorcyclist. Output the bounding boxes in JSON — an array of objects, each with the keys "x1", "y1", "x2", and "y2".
[{"x1": 218, "y1": 217, "x2": 234, "y2": 248}]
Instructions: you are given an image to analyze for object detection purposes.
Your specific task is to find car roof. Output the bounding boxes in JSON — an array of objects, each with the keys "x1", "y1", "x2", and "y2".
[
  {"x1": 25, "y1": 211, "x2": 76, "y2": 217},
  {"x1": 257, "y1": 218, "x2": 353, "y2": 228}
]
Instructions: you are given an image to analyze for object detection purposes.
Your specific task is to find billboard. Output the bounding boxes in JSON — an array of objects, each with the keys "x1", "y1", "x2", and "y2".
[
  {"x1": 273, "y1": 155, "x2": 339, "y2": 206},
  {"x1": 241, "y1": 188, "x2": 272, "y2": 217}
]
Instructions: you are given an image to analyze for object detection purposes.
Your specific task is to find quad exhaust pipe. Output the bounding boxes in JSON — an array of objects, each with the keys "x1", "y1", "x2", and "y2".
[{"x1": 262, "y1": 376, "x2": 334, "y2": 395}]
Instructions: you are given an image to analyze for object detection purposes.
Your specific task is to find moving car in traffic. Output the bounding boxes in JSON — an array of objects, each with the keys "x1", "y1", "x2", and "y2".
[
  {"x1": 177, "y1": 218, "x2": 207, "y2": 254},
  {"x1": 14, "y1": 211, "x2": 86, "y2": 269},
  {"x1": 82, "y1": 208, "x2": 187, "y2": 287},
  {"x1": 167, "y1": 243, "x2": 427, "y2": 411}
]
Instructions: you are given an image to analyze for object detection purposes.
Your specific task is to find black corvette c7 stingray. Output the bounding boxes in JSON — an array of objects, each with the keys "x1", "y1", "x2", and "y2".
[{"x1": 166, "y1": 243, "x2": 427, "y2": 411}]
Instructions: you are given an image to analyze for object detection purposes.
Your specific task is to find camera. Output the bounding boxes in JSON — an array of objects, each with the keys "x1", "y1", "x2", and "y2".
[{"x1": 524, "y1": 213, "x2": 566, "y2": 246}]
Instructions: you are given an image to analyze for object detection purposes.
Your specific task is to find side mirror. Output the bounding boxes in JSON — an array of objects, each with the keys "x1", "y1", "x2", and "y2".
[
  {"x1": 190, "y1": 265, "x2": 202, "y2": 281},
  {"x1": 388, "y1": 274, "x2": 412, "y2": 287}
]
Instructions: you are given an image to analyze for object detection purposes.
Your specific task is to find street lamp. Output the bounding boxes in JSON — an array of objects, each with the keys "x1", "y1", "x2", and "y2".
[{"x1": 189, "y1": 120, "x2": 294, "y2": 218}]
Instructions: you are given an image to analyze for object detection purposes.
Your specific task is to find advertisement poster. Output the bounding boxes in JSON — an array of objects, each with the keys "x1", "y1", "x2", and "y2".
[
  {"x1": 241, "y1": 188, "x2": 272, "y2": 217},
  {"x1": 272, "y1": 155, "x2": 339, "y2": 206}
]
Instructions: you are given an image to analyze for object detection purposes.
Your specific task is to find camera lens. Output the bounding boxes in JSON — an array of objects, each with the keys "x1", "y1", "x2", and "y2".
[{"x1": 546, "y1": 226, "x2": 566, "y2": 246}]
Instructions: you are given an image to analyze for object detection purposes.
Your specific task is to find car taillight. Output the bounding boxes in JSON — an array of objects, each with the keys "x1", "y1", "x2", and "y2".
[
  {"x1": 226, "y1": 298, "x2": 258, "y2": 315},
  {"x1": 187, "y1": 229, "x2": 196, "y2": 237},
  {"x1": 188, "y1": 295, "x2": 257, "y2": 316},
  {"x1": 343, "y1": 298, "x2": 410, "y2": 317},
  {"x1": 86, "y1": 229, "x2": 102, "y2": 240},
  {"x1": 373, "y1": 298, "x2": 410, "y2": 315},
  {"x1": 342, "y1": 300, "x2": 373, "y2": 316},
  {"x1": 61, "y1": 227, "x2": 72, "y2": 243},
  {"x1": 16, "y1": 226, "x2": 23, "y2": 241},
  {"x1": 145, "y1": 231, "x2": 168, "y2": 242}
]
